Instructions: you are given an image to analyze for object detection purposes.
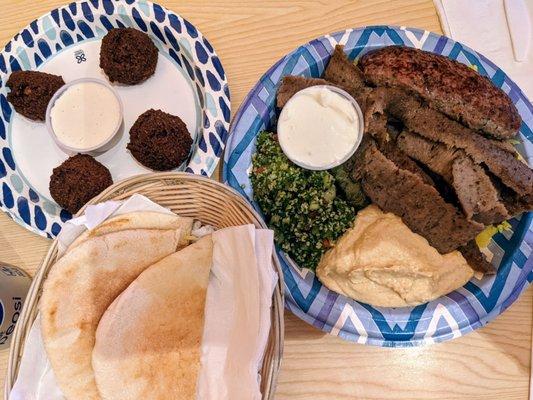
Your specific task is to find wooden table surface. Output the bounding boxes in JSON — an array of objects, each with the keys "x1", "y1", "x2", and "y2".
[{"x1": 0, "y1": 1, "x2": 532, "y2": 399}]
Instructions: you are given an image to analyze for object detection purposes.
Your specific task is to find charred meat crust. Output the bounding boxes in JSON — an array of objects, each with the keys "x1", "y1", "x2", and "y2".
[
  {"x1": 376, "y1": 141, "x2": 434, "y2": 186},
  {"x1": 396, "y1": 131, "x2": 460, "y2": 183},
  {"x1": 396, "y1": 132, "x2": 509, "y2": 224},
  {"x1": 276, "y1": 46, "x2": 371, "y2": 111}
]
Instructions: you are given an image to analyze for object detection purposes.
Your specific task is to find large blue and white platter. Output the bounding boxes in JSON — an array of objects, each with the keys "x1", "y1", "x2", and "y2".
[
  {"x1": 223, "y1": 26, "x2": 533, "y2": 346},
  {"x1": 0, "y1": 0, "x2": 230, "y2": 238}
]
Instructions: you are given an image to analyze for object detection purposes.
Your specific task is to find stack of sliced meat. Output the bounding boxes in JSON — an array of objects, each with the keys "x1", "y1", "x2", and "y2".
[{"x1": 276, "y1": 44, "x2": 533, "y2": 275}]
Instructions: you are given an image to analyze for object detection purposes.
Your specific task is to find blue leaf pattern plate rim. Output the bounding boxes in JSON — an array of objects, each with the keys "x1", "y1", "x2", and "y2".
[
  {"x1": 0, "y1": 0, "x2": 231, "y2": 238},
  {"x1": 222, "y1": 26, "x2": 533, "y2": 347}
]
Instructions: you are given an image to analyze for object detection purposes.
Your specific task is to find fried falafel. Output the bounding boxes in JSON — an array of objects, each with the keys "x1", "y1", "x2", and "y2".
[
  {"x1": 50, "y1": 154, "x2": 113, "y2": 214},
  {"x1": 127, "y1": 109, "x2": 193, "y2": 171},
  {"x1": 100, "y1": 28, "x2": 158, "y2": 85},
  {"x1": 6, "y1": 70, "x2": 65, "y2": 121}
]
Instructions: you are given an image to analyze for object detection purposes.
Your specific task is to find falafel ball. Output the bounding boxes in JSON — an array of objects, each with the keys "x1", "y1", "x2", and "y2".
[
  {"x1": 100, "y1": 28, "x2": 158, "y2": 85},
  {"x1": 127, "y1": 109, "x2": 193, "y2": 171},
  {"x1": 6, "y1": 70, "x2": 65, "y2": 121},
  {"x1": 50, "y1": 154, "x2": 113, "y2": 214}
]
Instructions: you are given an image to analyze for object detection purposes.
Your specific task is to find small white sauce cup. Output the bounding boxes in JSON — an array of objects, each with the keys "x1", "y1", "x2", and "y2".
[
  {"x1": 45, "y1": 77, "x2": 123, "y2": 155},
  {"x1": 277, "y1": 84, "x2": 364, "y2": 171}
]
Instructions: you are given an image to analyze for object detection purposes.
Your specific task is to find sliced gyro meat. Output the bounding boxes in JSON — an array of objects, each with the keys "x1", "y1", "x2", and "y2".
[
  {"x1": 451, "y1": 156, "x2": 508, "y2": 225},
  {"x1": 371, "y1": 87, "x2": 533, "y2": 198},
  {"x1": 323, "y1": 45, "x2": 370, "y2": 108},
  {"x1": 396, "y1": 131, "x2": 461, "y2": 184},
  {"x1": 355, "y1": 139, "x2": 484, "y2": 253},
  {"x1": 276, "y1": 76, "x2": 329, "y2": 109},
  {"x1": 458, "y1": 241, "x2": 496, "y2": 275}
]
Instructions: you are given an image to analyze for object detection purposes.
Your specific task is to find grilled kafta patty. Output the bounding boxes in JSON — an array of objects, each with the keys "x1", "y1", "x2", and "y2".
[{"x1": 359, "y1": 46, "x2": 521, "y2": 139}]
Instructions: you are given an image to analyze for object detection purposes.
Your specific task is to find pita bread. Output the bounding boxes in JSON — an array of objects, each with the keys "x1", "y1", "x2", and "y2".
[
  {"x1": 92, "y1": 235, "x2": 213, "y2": 400},
  {"x1": 67, "y1": 212, "x2": 193, "y2": 252},
  {"x1": 41, "y1": 229, "x2": 181, "y2": 400}
]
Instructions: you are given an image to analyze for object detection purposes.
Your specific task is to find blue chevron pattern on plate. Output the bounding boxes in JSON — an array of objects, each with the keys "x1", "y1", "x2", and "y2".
[
  {"x1": 222, "y1": 26, "x2": 533, "y2": 346},
  {"x1": 0, "y1": 0, "x2": 230, "y2": 238}
]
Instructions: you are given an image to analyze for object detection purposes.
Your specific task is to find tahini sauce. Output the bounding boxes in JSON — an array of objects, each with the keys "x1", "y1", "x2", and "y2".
[
  {"x1": 50, "y1": 82, "x2": 121, "y2": 150},
  {"x1": 277, "y1": 86, "x2": 361, "y2": 169}
]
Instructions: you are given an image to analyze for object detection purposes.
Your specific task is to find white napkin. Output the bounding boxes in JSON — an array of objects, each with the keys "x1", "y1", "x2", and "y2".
[
  {"x1": 197, "y1": 226, "x2": 277, "y2": 400},
  {"x1": 9, "y1": 316, "x2": 63, "y2": 400},
  {"x1": 10, "y1": 197, "x2": 277, "y2": 400},
  {"x1": 434, "y1": 0, "x2": 533, "y2": 99}
]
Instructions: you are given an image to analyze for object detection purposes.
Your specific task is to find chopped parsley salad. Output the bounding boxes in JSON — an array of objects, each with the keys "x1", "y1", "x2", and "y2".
[{"x1": 251, "y1": 131, "x2": 366, "y2": 270}]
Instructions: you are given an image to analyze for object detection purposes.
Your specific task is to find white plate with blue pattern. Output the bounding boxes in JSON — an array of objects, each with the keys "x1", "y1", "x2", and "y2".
[
  {"x1": 223, "y1": 26, "x2": 533, "y2": 346},
  {"x1": 0, "y1": 0, "x2": 231, "y2": 238}
]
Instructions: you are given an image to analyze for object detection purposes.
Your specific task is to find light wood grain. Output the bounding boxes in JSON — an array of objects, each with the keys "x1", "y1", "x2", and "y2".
[{"x1": 0, "y1": 1, "x2": 531, "y2": 399}]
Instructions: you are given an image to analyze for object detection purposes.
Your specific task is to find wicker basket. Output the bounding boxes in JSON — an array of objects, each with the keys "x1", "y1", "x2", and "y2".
[{"x1": 4, "y1": 172, "x2": 284, "y2": 400}]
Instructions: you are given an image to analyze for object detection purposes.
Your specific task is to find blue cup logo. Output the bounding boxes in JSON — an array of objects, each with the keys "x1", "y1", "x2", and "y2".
[
  {"x1": 0, "y1": 300, "x2": 5, "y2": 346},
  {"x1": 0, "y1": 297, "x2": 23, "y2": 346},
  {"x1": 0, "y1": 263, "x2": 30, "y2": 348}
]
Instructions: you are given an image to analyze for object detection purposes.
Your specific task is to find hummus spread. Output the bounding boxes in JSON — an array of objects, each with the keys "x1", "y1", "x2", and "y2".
[{"x1": 316, "y1": 205, "x2": 474, "y2": 307}]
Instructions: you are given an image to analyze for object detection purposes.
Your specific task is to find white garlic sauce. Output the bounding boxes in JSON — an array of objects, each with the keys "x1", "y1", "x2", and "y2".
[
  {"x1": 50, "y1": 82, "x2": 121, "y2": 150},
  {"x1": 277, "y1": 86, "x2": 361, "y2": 170}
]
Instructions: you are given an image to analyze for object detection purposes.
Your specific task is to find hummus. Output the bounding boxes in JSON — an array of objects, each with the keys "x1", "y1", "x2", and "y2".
[{"x1": 316, "y1": 205, "x2": 474, "y2": 307}]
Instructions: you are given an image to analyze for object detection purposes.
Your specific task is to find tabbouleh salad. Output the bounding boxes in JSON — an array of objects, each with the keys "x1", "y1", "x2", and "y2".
[{"x1": 251, "y1": 131, "x2": 365, "y2": 270}]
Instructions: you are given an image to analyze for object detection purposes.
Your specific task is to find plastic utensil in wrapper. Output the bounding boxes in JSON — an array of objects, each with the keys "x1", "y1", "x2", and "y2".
[{"x1": 0, "y1": 262, "x2": 31, "y2": 349}]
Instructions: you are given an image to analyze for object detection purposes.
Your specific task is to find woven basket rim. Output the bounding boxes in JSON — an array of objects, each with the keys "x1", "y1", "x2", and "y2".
[{"x1": 4, "y1": 172, "x2": 285, "y2": 400}]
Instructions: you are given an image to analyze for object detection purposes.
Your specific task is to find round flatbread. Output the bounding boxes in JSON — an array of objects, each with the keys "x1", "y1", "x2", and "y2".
[
  {"x1": 93, "y1": 235, "x2": 213, "y2": 400},
  {"x1": 41, "y1": 228, "x2": 181, "y2": 400},
  {"x1": 66, "y1": 211, "x2": 193, "y2": 252}
]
